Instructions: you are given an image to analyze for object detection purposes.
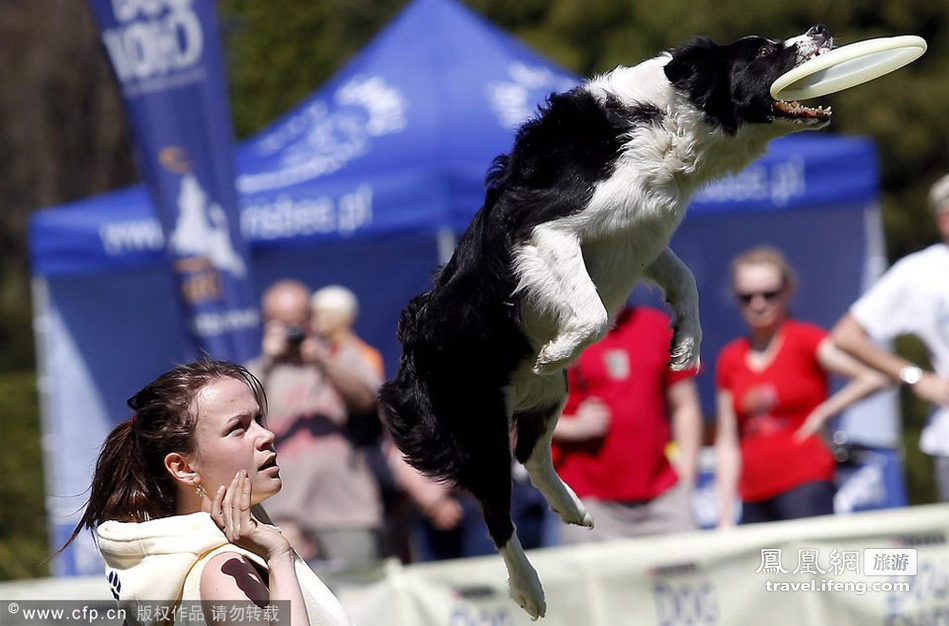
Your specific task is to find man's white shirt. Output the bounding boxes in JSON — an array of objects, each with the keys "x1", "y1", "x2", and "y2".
[{"x1": 851, "y1": 243, "x2": 949, "y2": 455}]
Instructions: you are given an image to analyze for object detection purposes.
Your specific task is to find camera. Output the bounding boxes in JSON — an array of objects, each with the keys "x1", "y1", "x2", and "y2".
[{"x1": 286, "y1": 324, "x2": 306, "y2": 347}]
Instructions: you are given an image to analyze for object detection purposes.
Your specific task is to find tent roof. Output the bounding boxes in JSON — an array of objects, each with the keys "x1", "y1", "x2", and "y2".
[{"x1": 29, "y1": 0, "x2": 877, "y2": 277}]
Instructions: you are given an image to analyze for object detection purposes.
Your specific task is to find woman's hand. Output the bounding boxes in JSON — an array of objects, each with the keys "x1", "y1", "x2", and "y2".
[
  {"x1": 793, "y1": 408, "x2": 827, "y2": 442},
  {"x1": 210, "y1": 470, "x2": 292, "y2": 563}
]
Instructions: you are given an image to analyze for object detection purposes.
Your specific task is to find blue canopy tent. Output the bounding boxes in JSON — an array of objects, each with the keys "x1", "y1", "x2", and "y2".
[{"x1": 30, "y1": 0, "x2": 899, "y2": 574}]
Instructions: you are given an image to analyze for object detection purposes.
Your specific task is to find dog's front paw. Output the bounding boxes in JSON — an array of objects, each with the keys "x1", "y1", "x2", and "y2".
[
  {"x1": 532, "y1": 345, "x2": 573, "y2": 376},
  {"x1": 669, "y1": 325, "x2": 701, "y2": 371}
]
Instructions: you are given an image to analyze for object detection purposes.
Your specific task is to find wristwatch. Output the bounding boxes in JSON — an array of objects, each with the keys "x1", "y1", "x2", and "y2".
[{"x1": 899, "y1": 365, "x2": 924, "y2": 386}]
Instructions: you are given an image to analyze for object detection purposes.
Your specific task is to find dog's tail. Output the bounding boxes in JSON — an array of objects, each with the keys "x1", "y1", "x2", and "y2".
[{"x1": 378, "y1": 292, "x2": 468, "y2": 482}]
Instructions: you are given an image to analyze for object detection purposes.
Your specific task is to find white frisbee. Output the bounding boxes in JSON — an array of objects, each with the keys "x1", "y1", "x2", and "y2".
[{"x1": 771, "y1": 35, "x2": 927, "y2": 101}]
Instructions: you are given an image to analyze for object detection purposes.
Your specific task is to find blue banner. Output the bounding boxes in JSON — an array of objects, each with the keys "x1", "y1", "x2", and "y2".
[{"x1": 87, "y1": 0, "x2": 258, "y2": 362}]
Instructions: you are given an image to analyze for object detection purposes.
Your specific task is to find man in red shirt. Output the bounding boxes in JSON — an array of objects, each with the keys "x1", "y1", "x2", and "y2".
[{"x1": 552, "y1": 306, "x2": 702, "y2": 541}]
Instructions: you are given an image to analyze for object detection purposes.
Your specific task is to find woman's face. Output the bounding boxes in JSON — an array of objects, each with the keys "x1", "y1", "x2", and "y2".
[
  {"x1": 733, "y1": 262, "x2": 789, "y2": 332},
  {"x1": 189, "y1": 377, "x2": 281, "y2": 504}
]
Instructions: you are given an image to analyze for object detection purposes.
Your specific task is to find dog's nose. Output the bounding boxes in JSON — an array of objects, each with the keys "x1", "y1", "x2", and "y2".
[{"x1": 806, "y1": 24, "x2": 831, "y2": 43}]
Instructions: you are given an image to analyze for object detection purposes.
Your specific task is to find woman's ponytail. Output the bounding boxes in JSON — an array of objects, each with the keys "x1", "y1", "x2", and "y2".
[{"x1": 58, "y1": 418, "x2": 151, "y2": 552}]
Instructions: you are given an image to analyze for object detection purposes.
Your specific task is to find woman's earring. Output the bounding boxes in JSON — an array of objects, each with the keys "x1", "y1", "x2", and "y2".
[{"x1": 195, "y1": 483, "x2": 207, "y2": 498}]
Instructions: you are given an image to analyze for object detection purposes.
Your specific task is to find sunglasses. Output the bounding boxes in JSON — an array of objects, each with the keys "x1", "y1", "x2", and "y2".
[{"x1": 736, "y1": 289, "x2": 783, "y2": 305}]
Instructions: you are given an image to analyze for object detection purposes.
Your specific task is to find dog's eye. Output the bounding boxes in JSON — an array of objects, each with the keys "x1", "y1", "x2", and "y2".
[{"x1": 757, "y1": 45, "x2": 776, "y2": 58}]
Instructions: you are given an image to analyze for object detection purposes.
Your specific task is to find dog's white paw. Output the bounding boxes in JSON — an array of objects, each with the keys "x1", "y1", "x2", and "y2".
[
  {"x1": 532, "y1": 346, "x2": 572, "y2": 377},
  {"x1": 579, "y1": 510, "x2": 594, "y2": 528},
  {"x1": 563, "y1": 509, "x2": 594, "y2": 528},
  {"x1": 501, "y1": 536, "x2": 547, "y2": 620},
  {"x1": 553, "y1": 501, "x2": 593, "y2": 528},
  {"x1": 669, "y1": 325, "x2": 701, "y2": 371},
  {"x1": 532, "y1": 359, "x2": 567, "y2": 377},
  {"x1": 533, "y1": 315, "x2": 608, "y2": 376},
  {"x1": 509, "y1": 565, "x2": 546, "y2": 620}
]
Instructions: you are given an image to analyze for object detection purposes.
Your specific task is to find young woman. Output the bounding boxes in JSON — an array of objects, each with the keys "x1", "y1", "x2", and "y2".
[
  {"x1": 715, "y1": 247, "x2": 889, "y2": 527},
  {"x1": 61, "y1": 360, "x2": 350, "y2": 625}
]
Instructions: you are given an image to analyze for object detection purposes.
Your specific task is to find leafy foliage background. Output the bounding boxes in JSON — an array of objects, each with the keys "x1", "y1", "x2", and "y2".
[{"x1": 1, "y1": 0, "x2": 947, "y2": 579}]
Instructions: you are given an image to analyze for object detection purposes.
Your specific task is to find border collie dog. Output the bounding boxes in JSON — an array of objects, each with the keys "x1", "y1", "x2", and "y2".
[{"x1": 380, "y1": 26, "x2": 833, "y2": 618}]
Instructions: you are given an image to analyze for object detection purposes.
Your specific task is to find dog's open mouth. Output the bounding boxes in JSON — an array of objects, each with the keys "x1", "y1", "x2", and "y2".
[
  {"x1": 772, "y1": 44, "x2": 833, "y2": 124},
  {"x1": 773, "y1": 99, "x2": 831, "y2": 122}
]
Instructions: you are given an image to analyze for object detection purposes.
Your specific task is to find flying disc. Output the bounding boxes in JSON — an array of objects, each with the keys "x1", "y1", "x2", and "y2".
[{"x1": 771, "y1": 35, "x2": 927, "y2": 101}]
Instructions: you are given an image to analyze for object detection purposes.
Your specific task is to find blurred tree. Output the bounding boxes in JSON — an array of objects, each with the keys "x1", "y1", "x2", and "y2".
[
  {"x1": 0, "y1": 0, "x2": 136, "y2": 373},
  {"x1": 220, "y1": 0, "x2": 406, "y2": 138},
  {"x1": 0, "y1": 373, "x2": 46, "y2": 579}
]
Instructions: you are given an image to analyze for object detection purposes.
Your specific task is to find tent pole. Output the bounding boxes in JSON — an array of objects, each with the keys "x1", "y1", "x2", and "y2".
[
  {"x1": 436, "y1": 227, "x2": 456, "y2": 265},
  {"x1": 30, "y1": 275, "x2": 62, "y2": 574},
  {"x1": 861, "y1": 202, "x2": 888, "y2": 291}
]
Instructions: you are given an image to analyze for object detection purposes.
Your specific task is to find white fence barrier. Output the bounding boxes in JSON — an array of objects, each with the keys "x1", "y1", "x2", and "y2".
[
  {"x1": 3, "y1": 504, "x2": 948, "y2": 625},
  {"x1": 336, "y1": 504, "x2": 949, "y2": 626}
]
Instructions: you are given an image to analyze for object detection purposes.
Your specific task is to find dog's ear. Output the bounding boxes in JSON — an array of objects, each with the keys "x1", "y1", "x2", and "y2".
[
  {"x1": 664, "y1": 38, "x2": 739, "y2": 134},
  {"x1": 664, "y1": 37, "x2": 719, "y2": 85}
]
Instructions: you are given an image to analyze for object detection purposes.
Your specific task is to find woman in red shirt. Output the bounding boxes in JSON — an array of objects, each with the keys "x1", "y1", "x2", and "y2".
[{"x1": 715, "y1": 247, "x2": 887, "y2": 526}]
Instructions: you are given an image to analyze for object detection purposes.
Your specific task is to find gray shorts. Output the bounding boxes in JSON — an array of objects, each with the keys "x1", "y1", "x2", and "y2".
[{"x1": 559, "y1": 481, "x2": 695, "y2": 544}]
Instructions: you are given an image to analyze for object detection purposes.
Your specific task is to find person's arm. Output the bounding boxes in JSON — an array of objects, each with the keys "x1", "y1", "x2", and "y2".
[
  {"x1": 667, "y1": 378, "x2": 702, "y2": 487},
  {"x1": 203, "y1": 471, "x2": 312, "y2": 626},
  {"x1": 714, "y1": 390, "x2": 741, "y2": 528},
  {"x1": 201, "y1": 552, "x2": 309, "y2": 625},
  {"x1": 301, "y1": 338, "x2": 377, "y2": 414},
  {"x1": 386, "y1": 444, "x2": 463, "y2": 530},
  {"x1": 794, "y1": 336, "x2": 891, "y2": 440},
  {"x1": 832, "y1": 313, "x2": 916, "y2": 382},
  {"x1": 833, "y1": 313, "x2": 949, "y2": 408},
  {"x1": 552, "y1": 398, "x2": 611, "y2": 442}
]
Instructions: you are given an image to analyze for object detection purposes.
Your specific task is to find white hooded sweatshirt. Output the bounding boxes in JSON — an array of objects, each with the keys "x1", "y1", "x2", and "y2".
[{"x1": 96, "y1": 512, "x2": 350, "y2": 625}]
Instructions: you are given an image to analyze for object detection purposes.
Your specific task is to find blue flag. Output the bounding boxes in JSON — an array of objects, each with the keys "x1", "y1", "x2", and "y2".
[{"x1": 87, "y1": 0, "x2": 258, "y2": 362}]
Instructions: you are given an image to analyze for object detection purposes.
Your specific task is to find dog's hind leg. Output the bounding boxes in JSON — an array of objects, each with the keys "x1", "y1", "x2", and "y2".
[
  {"x1": 513, "y1": 225, "x2": 608, "y2": 376},
  {"x1": 645, "y1": 247, "x2": 702, "y2": 370},
  {"x1": 458, "y1": 394, "x2": 546, "y2": 619},
  {"x1": 514, "y1": 400, "x2": 593, "y2": 529}
]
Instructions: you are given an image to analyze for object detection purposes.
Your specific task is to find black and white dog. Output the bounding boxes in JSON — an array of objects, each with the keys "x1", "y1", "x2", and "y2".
[{"x1": 380, "y1": 26, "x2": 833, "y2": 618}]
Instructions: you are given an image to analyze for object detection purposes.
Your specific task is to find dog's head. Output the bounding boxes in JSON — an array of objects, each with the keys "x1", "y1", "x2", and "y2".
[{"x1": 664, "y1": 25, "x2": 834, "y2": 134}]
